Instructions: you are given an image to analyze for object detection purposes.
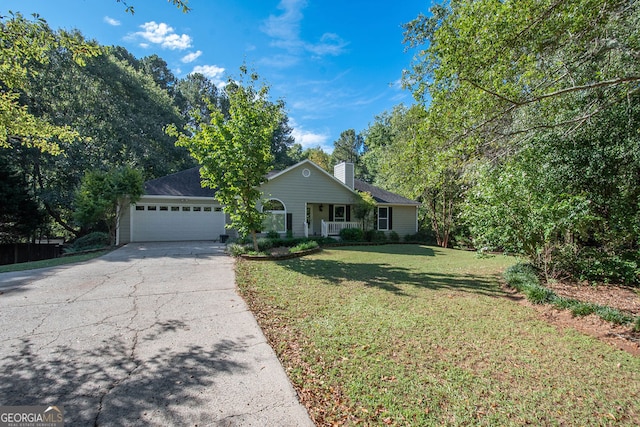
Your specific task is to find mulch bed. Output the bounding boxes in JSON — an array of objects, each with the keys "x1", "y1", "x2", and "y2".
[{"x1": 505, "y1": 281, "x2": 640, "y2": 356}]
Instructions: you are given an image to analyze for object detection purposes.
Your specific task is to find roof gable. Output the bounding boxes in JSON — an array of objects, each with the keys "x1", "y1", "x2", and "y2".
[{"x1": 266, "y1": 159, "x2": 355, "y2": 192}]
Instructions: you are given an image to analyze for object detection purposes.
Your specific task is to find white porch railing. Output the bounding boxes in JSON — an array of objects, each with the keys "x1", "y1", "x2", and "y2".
[
  {"x1": 304, "y1": 222, "x2": 309, "y2": 238},
  {"x1": 321, "y1": 220, "x2": 360, "y2": 237}
]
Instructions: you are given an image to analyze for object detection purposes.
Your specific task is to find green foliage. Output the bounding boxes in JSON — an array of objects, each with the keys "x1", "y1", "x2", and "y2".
[
  {"x1": 403, "y1": 230, "x2": 436, "y2": 244},
  {"x1": 403, "y1": 0, "x2": 640, "y2": 147},
  {"x1": 74, "y1": 167, "x2": 143, "y2": 244},
  {"x1": 0, "y1": 153, "x2": 46, "y2": 242},
  {"x1": 171, "y1": 66, "x2": 283, "y2": 251},
  {"x1": 339, "y1": 227, "x2": 364, "y2": 242},
  {"x1": 463, "y1": 152, "x2": 594, "y2": 275},
  {"x1": 67, "y1": 231, "x2": 110, "y2": 252},
  {"x1": 352, "y1": 191, "x2": 376, "y2": 231},
  {"x1": 388, "y1": 231, "x2": 400, "y2": 242},
  {"x1": 266, "y1": 230, "x2": 280, "y2": 239},
  {"x1": 256, "y1": 237, "x2": 274, "y2": 252},
  {"x1": 502, "y1": 267, "x2": 556, "y2": 305},
  {"x1": 290, "y1": 240, "x2": 319, "y2": 253},
  {"x1": 556, "y1": 248, "x2": 639, "y2": 286},
  {"x1": 227, "y1": 243, "x2": 248, "y2": 257},
  {"x1": 365, "y1": 230, "x2": 387, "y2": 243},
  {"x1": 0, "y1": 13, "x2": 100, "y2": 154}
]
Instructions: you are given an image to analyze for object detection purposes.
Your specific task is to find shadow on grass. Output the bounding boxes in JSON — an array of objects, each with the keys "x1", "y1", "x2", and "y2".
[
  {"x1": 0, "y1": 335, "x2": 250, "y2": 426},
  {"x1": 280, "y1": 245, "x2": 504, "y2": 297}
]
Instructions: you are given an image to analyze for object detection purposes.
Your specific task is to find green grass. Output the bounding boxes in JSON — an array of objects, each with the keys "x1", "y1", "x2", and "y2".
[
  {"x1": 0, "y1": 250, "x2": 111, "y2": 273},
  {"x1": 237, "y1": 244, "x2": 640, "y2": 426}
]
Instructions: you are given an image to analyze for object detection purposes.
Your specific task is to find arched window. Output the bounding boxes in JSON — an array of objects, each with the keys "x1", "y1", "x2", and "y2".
[{"x1": 262, "y1": 199, "x2": 286, "y2": 233}]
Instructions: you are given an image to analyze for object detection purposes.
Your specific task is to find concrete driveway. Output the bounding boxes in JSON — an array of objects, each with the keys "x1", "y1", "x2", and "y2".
[{"x1": 0, "y1": 242, "x2": 313, "y2": 426}]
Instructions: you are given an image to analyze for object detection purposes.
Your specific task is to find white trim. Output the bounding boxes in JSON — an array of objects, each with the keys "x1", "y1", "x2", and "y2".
[
  {"x1": 262, "y1": 197, "x2": 287, "y2": 233},
  {"x1": 137, "y1": 195, "x2": 222, "y2": 202},
  {"x1": 377, "y1": 206, "x2": 389, "y2": 231},
  {"x1": 333, "y1": 204, "x2": 346, "y2": 222}
]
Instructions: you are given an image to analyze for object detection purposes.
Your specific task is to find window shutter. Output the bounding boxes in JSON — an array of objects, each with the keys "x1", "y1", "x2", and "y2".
[
  {"x1": 286, "y1": 213, "x2": 293, "y2": 231},
  {"x1": 329, "y1": 204, "x2": 334, "y2": 221},
  {"x1": 346, "y1": 205, "x2": 351, "y2": 222},
  {"x1": 388, "y1": 207, "x2": 393, "y2": 230},
  {"x1": 374, "y1": 207, "x2": 379, "y2": 230}
]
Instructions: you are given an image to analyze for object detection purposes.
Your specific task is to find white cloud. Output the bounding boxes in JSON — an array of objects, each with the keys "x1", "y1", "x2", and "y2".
[
  {"x1": 134, "y1": 21, "x2": 192, "y2": 50},
  {"x1": 191, "y1": 65, "x2": 226, "y2": 88},
  {"x1": 290, "y1": 119, "x2": 331, "y2": 152},
  {"x1": 261, "y1": 0, "x2": 347, "y2": 61},
  {"x1": 104, "y1": 16, "x2": 121, "y2": 26},
  {"x1": 181, "y1": 50, "x2": 202, "y2": 63}
]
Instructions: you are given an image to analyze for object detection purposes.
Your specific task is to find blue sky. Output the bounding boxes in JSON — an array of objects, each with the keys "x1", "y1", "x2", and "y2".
[{"x1": 3, "y1": 0, "x2": 430, "y2": 152}]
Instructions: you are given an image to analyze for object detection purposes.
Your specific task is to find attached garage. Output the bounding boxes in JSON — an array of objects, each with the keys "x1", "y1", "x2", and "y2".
[
  {"x1": 117, "y1": 168, "x2": 230, "y2": 244},
  {"x1": 130, "y1": 201, "x2": 226, "y2": 242}
]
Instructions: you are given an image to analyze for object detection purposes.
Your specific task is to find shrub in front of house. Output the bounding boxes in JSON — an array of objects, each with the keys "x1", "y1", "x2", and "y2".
[
  {"x1": 290, "y1": 240, "x2": 319, "y2": 253},
  {"x1": 266, "y1": 230, "x2": 280, "y2": 239},
  {"x1": 403, "y1": 230, "x2": 437, "y2": 244},
  {"x1": 227, "y1": 243, "x2": 248, "y2": 257},
  {"x1": 339, "y1": 227, "x2": 364, "y2": 241},
  {"x1": 66, "y1": 232, "x2": 110, "y2": 253},
  {"x1": 257, "y1": 237, "x2": 274, "y2": 251},
  {"x1": 365, "y1": 230, "x2": 387, "y2": 242},
  {"x1": 388, "y1": 231, "x2": 400, "y2": 242}
]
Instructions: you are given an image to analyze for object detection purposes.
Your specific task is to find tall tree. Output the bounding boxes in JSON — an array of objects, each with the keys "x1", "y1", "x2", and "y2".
[
  {"x1": 0, "y1": 151, "x2": 46, "y2": 242},
  {"x1": 74, "y1": 167, "x2": 144, "y2": 245},
  {"x1": 303, "y1": 146, "x2": 331, "y2": 172},
  {"x1": 403, "y1": 0, "x2": 640, "y2": 152},
  {"x1": 0, "y1": 13, "x2": 99, "y2": 154},
  {"x1": 20, "y1": 43, "x2": 191, "y2": 236},
  {"x1": 170, "y1": 67, "x2": 284, "y2": 250}
]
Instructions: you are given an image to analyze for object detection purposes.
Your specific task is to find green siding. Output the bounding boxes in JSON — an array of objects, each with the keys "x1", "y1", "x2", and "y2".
[
  {"x1": 387, "y1": 205, "x2": 418, "y2": 237},
  {"x1": 261, "y1": 163, "x2": 357, "y2": 236}
]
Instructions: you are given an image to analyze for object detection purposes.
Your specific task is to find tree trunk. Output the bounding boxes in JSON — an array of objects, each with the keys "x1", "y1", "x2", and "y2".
[{"x1": 251, "y1": 230, "x2": 259, "y2": 252}]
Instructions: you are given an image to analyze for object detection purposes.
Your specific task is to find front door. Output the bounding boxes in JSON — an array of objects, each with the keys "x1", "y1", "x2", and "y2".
[{"x1": 306, "y1": 205, "x2": 313, "y2": 235}]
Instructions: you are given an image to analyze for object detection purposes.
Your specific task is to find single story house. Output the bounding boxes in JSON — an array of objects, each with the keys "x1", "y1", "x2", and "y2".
[{"x1": 116, "y1": 159, "x2": 420, "y2": 244}]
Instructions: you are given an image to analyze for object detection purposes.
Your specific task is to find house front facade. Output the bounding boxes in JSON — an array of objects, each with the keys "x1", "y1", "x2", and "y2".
[{"x1": 116, "y1": 160, "x2": 419, "y2": 244}]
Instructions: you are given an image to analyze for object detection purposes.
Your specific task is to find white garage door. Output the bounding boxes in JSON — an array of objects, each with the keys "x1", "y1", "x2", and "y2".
[{"x1": 131, "y1": 203, "x2": 226, "y2": 242}]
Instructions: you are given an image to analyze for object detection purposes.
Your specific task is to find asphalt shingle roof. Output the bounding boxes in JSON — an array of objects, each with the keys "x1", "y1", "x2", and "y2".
[
  {"x1": 144, "y1": 167, "x2": 217, "y2": 197},
  {"x1": 144, "y1": 166, "x2": 419, "y2": 206},
  {"x1": 354, "y1": 179, "x2": 420, "y2": 205}
]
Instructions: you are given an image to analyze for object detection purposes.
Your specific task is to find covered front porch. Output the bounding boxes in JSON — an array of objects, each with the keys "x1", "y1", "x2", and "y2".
[{"x1": 303, "y1": 202, "x2": 360, "y2": 238}]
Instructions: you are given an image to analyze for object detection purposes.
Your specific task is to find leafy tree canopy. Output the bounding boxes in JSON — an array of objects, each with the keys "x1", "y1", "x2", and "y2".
[
  {"x1": 74, "y1": 167, "x2": 143, "y2": 244},
  {"x1": 403, "y1": 0, "x2": 640, "y2": 152},
  {"x1": 0, "y1": 12, "x2": 100, "y2": 154},
  {"x1": 170, "y1": 67, "x2": 284, "y2": 250}
]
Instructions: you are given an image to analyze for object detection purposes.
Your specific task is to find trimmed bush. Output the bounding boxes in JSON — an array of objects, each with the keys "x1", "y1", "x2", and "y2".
[
  {"x1": 227, "y1": 243, "x2": 248, "y2": 257},
  {"x1": 67, "y1": 232, "x2": 110, "y2": 253},
  {"x1": 266, "y1": 230, "x2": 280, "y2": 239},
  {"x1": 290, "y1": 240, "x2": 319, "y2": 253},
  {"x1": 339, "y1": 227, "x2": 364, "y2": 241},
  {"x1": 388, "y1": 231, "x2": 400, "y2": 242},
  {"x1": 403, "y1": 230, "x2": 437, "y2": 244},
  {"x1": 257, "y1": 237, "x2": 274, "y2": 252},
  {"x1": 365, "y1": 230, "x2": 387, "y2": 242}
]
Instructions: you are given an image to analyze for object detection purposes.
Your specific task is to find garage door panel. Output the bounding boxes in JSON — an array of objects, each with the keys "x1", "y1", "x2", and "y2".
[{"x1": 132, "y1": 204, "x2": 225, "y2": 242}]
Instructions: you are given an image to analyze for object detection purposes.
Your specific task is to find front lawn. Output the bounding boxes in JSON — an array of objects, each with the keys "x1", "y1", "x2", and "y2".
[
  {"x1": 236, "y1": 244, "x2": 640, "y2": 426},
  {"x1": 0, "y1": 250, "x2": 111, "y2": 273}
]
